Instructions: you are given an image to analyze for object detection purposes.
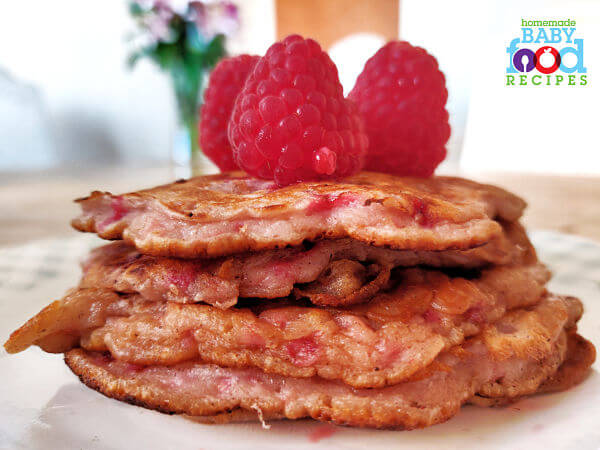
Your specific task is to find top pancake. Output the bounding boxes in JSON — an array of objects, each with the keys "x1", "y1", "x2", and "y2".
[{"x1": 72, "y1": 171, "x2": 526, "y2": 258}]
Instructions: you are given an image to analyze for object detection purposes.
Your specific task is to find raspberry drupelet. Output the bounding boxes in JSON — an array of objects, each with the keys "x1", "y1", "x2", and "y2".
[
  {"x1": 200, "y1": 54, "x2": 260, "y2": 171},
  {"x1": 228, "y1": 34, "x2": 369, "y2": 186},
  {"x1": 349, "y1": 41, "x2": 450, "y2": 177}
]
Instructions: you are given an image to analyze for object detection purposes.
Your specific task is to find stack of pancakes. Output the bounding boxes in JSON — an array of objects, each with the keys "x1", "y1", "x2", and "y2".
[{"x1": 5, "y1": 172, "x2": 595, "y2": 429}]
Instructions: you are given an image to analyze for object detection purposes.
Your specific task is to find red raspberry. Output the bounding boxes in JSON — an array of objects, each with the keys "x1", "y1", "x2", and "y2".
[
  {"x1": 348, "y1": 41, "x2": 450, "y2": 177},
  {"x1": 200, "y1": 54, "x2": 259, "y2": 171},
  {"x1": 228, "y1": 35, "x2": 368, "y2": 186}
]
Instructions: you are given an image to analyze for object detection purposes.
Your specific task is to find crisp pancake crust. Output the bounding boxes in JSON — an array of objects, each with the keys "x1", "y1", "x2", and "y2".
[
  {"x1": 79, "y1": 221, "x2": 533, "y2": 308},
  {"x1": 63, "y1": 297, "x2": 587, "y2": 429},
  {"x1": 72, "y1": 172, "x2": 526, "y2": 258}
]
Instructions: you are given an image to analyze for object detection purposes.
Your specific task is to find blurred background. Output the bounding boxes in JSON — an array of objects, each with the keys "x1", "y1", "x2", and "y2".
[
  {"x1": 0, "y1": 0, "x2": 599, "y2": 245},
  {"x1": 1, "y1": 0, "x2": 598, "y2": 175}
]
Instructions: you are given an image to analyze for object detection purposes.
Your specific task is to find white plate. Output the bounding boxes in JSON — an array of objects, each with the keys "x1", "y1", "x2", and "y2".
[{"x1": 0, "y1": 231, "x2": 599, "y2": 450}]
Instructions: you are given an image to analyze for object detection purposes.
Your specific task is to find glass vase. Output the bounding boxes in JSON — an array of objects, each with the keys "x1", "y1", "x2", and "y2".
[{"x1": 169, "y1": 71, "x2": 209, "y2": 179}]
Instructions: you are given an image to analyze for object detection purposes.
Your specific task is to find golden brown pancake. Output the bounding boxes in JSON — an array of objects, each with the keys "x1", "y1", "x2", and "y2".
[
  {"x1": 63, "y1": 297, "x2": 586, "y2": 429},
  {"x1": 72, "y1": 172, "x2": 526, "y2": 258},
  {"x1": 103, "y1": 333, "x2": 597, "y2": 426},
  {"x1": 469, "y1": 331, "x2": 596, "y2": 407},
  {"x1": 78, "y1": 221, "x2": 534, "y2": 308},
  {"x1": 536, "y1": 331, "x2": 596, "y2": 394},
  {"x1": 5, "y1": 263, "x2": 552, "y2": 388}
]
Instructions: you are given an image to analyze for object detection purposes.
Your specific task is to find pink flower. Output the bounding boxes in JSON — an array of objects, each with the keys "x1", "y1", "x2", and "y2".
[
  {"x1": 194, "y1": 1, "x2": 239, "y2": 40},
  {"x1": 189, "y1": 1, "x2": 207, "y2": 28},
  {"x1": 223, "y1": 1, "x2": 238, "y2": 21},
  {"x1": 153, "y1": 0, "x2": 174, "y2": 20},
  {"x1": 145, "y1": 12, "x2": 171, "y2": 41}
]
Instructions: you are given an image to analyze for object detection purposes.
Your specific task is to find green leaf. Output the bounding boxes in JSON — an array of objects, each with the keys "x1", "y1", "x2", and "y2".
[
  {"x1": 152, "y1": 42, "x2": 178, "y2": 70},
  {"x1": 201, "y1": 34, "x2": 227, "y2": 69},
  {"x1": 128, "y1": 2, "x2": 145, "y2": 16},
  {"x1": 127, "y1": 46, "x2": 153, "y2": 69}
]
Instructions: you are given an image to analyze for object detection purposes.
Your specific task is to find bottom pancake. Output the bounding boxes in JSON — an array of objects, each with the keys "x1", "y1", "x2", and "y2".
[
  {"x1": 536, "y1": 332, "x2": 596, "y2": 394},
  {"x1": 469, "y1": 331, "x2": 596, "y2": 407},
  {"x1": 184, "y1": 332, "x2": 597, "y2": 425},
  {"x1": 64, "y1": 297, "x2": 593, "y2": 429},
  {"x1": 186, "y1": 410, "x2": 285, "y2": 425}
]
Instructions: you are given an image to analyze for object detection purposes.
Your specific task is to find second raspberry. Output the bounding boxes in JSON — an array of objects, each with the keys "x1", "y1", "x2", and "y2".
[{"x1": 228, "y1": 34, "x2": 369, "y2": 186}]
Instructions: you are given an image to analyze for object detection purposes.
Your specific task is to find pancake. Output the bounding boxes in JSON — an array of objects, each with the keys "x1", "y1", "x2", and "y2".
[
  {"x1": 79, "y1": 221, "x2": 533, "y2": 309},
  {"x1": 535, "y1": 330, "x2": 596, "y2": 394},
  {"x1": 469, "y1": 331, "x2": 596, "y2": 407},
  {"x1": 72, "y1": 172, "x2": 526, "y2": 258},
  {"x1": 92, "y1": 332, "x2": 595, "y2": 426},
  {"x1": 63, "y1": 296, "x2": 584, "y2": 429},
  {"x1": 4, "y1": 289, "x2": 144, "y2": 354},
  {"x1": 5, "y1": 263, "x2": 552, "y2": 388}
]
